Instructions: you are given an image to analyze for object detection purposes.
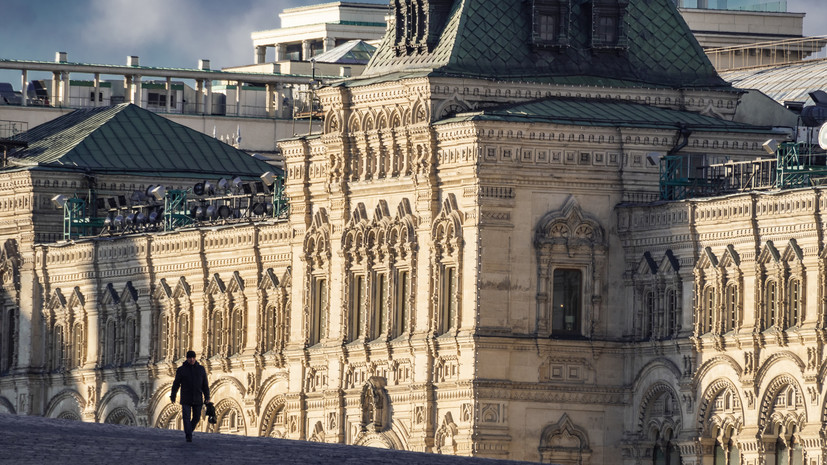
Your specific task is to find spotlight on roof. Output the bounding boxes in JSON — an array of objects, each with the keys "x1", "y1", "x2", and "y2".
[
  {"x1": 231, "y1": 177, "x2": 243, "y2": 191},
  {"x1": 204, "y1": 181, "x2": 216, "y2": 196},
  {"x1": 251, "y1": 202, "x2": 267, "y2": 216},
  {"x1": 217, "y1": 205, "x2": 232, "y2": 219},
  {"x1": 193, "y1": 182, "x2": 206, "y2": 196},
  {"x1": 763, "y1": 139, "x2": 779, "y2": 156},
  {"x1": 51, "y1": 194, "x2": 68, "y2": 209},
  {"x1": 260, "y1": 171, "x2": 277, "y2": 187},
  {"x1": 149, "y1": 185, "x2": 166, "y2": 201},
  {"x1": 218, "y1": 178, "x2": 229, "y2": 193}
]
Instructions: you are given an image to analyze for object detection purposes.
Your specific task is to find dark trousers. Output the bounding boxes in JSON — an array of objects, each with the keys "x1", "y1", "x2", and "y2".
[{"x1": 181, "y1": 403, "x2": 202, "y2": 439}]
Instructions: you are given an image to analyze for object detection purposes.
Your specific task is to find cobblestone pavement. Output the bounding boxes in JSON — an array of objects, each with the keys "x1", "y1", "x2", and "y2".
[{"x1": 0, "y1": 414, "x2": 541, "y2": 465}]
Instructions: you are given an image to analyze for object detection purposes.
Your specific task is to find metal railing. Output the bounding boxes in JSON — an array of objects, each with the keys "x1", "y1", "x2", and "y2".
[{"x1": 706, "y1": 35, "x2": 827, "y2": 71}]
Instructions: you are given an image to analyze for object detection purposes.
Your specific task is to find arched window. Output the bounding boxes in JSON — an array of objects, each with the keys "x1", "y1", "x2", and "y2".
[
  {"x1": 765, "y1": 280, "x2": 778, "y2": 328},
  {"x1": 788, "y1": 278, "x2": 801, "y2": 328}
]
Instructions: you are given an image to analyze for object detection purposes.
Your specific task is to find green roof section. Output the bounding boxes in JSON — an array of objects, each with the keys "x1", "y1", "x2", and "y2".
[
  {"x1": 5, "y1": 104, "x2": 280, "y2": 179},
  {"x1": 437, "y1": 97, "x2": 779, "y2": 133},
  {"x1": 360, "y1": 0, "x2": 726, "y2": 88}
]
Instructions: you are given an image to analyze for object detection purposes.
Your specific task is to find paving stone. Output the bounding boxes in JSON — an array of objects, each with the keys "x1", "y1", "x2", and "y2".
[{"x1": 0, "y1": 414, "x2": 542, "y2": 465}]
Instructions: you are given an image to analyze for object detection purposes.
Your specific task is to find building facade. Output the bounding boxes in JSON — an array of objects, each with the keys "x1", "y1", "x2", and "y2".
[{"x1": 1, "y1": 1, "x2": 824, "y2": 464}]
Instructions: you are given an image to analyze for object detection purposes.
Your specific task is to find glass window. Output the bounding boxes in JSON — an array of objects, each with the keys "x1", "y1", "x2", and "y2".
[
  {"x1": 373, "y1": 272, "x2": 386, "y2": 339},
  {"x1": 349, "y1": 275, "x2": 365, "y2": 341},
  {"x1": 766, "y1": 280, "x2": 778, "y2": 328},
  {"x1": 312, "y1": 278, "x2": 327, "y2": 345},
  {"x1": 788, "y1": 279, "x2": 801, "y2": 327},
  {"x1": 552, "y1": 269, "x2": 581, "y2": 336},
  {"x1": 394, "y1": 270, "x2": 409, "y2": 338},
  {"x1": 725, "y1": 285, "x2": 738, "y2": 332},
  {"x1": 537, "y1": 14, "x2": 558, "y2": 41}
]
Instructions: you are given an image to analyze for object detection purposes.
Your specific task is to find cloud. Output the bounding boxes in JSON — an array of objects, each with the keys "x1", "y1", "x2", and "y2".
[{"x1": 788, "y1": 0, "x2": 827, "y2": 37}]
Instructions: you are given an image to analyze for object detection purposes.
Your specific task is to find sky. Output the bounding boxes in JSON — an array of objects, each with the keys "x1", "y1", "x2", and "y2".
[{"x1": 0, "y1": 0, "x2": 825, "y2": 86}]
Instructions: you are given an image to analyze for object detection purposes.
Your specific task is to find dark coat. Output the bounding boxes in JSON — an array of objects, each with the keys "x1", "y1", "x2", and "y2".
[{"x1": 171, "y1": 361, "x2": 210, "y2": 405}]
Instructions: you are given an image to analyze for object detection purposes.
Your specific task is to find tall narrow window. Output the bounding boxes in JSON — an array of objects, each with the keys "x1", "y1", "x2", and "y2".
[
  {"x1": 72, "y1": 323, "x2": 84, "y2": 369},
  {"x1": 53, "y1": 325, "x2": 65, "y2": 371},
  {"x1": 349, "y1": 275, "x2": 365, "y2": 341},
  {"x1": 311, "y1": 278, "x2": 327, "y2": 345},
  {"x1": 725, "y1": 285, "x2": 738, "y2": 333},
  {"x1": 4, "y1": 309, "x2": 15, "y2": 372},
  {"x1": 766, "y1": 280, "x2": 778, "y2": 328},
  {"x1": 440, "y1": 266, "x2": 457, "y2": 334},
  {"x1": 178, "y1": 314, "x2": 189, "y2": 359},
  {"x1": 124, "y1": 318, "x2": 136, "y2": 364},
  {"x1": 704, "y1": 287, "x2": 716, "y2": 334},
  {"x1": 775, "y1": 437, "x2": 787, "y2": 465},
  {"x1": 212, "y1": 312, "x2": 223, "y2": 356},
  {"x1": 645, "y1": 291, "x2": 655, "y2": 339},
  {"x1": 532, "y1": 0, "x2": 570, "y2": 48},
  {"x1": 229, "y1": 307, "x2": 243, "y2": 355},
  {"x1": 552, "y1": 269, "x2": 581, "y2": 337},
  {"x1": 159, "y1": 314, "x2": 169, "y2": 360},
  {"x1": 728, "y1": 439, "x2": 740, "y2": 465},
  {"x1": 788, "y1": 279, "x2": 801, "y2": 327},
  {"x1": 373, "y1": 272, "x2": 386, "y2": 340},
  {"x1": 395, "y1": 270, "x2": 409, "y2": 338},
  {"x1": 666, "y1": 289, "x2": 678, "y2": 338},
  {"x1": 104, "y1": 319, "x2": 116, "y2": 366}
]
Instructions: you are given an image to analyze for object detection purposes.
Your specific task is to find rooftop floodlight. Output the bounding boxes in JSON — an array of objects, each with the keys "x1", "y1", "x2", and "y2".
[
  {"x1": 113, "y1": 214, "x2": 125, "y2": 230},
  {"x1": 130, "y1": 190, "x2": 145, "y2": 204},
  {"x1": 204, "y1": 181, "x2": 216, "y2": 196},
  {"x1": 104, "y1": 214, "x2": 114, "y2": 230},
  {"x1": 266, "y1": 203, "x2": 274, "y2": 216},
  {"x1": 217, "y1": 205, "x2": 232, "y2": 219},
  {"x1": 193, "y1": 182, "x2": 206, "y2": 196},
  {"x1": 107, "y1": 197, "x2": 119, "y2": 209},
  {"x1": 189, "y1": 206, "x2": 199, "y2": 218},
  {"x1": 260, "y1": 171, "x2": 277, "y2": 186},
  {"x1": 125, "y1": 213, "x2": 137, "y2": 227},
  {"x1": 149, "y1": 185, "x2": 166, "y2": 201},
  {"x1": 231, "y1": 177, "x2": 243, "y2": 191},
  {"x1": 217, "y1": 178, "x2": 229, "y2": 193},
  {"x1": 763, "y1": 139, "x2": 779, "y2": 155},
  {"x1": 195, "y1": 206, "x2": 207, "y2": 220},
  {"x1": 148, "y1": 210, "x2": 160, "y2": 225},
  {"x1": 206, "y1": 204, "x2": 218, "y2": 220},
  {"x1": 136, "y1": 212, "x2": 147, "y2": 225},
  {"x1": 251, "y1": 202, "x2": 267, "y2": 216},
  {"x1": 51, "y1": 194, "x2": 68, "y2": 209}
]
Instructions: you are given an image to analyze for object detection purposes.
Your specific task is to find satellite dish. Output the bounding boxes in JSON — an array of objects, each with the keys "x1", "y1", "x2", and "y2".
[{"x1": 819, "y1": 122, "x2": 827, "y2": 150}]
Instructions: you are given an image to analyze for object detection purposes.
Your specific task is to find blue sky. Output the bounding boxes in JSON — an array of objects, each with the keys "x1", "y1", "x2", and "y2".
[{"x1": 0, "y1": 0, "x2": 825, "y2": 86}]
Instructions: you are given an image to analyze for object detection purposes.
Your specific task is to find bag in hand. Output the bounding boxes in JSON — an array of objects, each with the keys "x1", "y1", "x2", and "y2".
[{"x1": 205, "y1": 402, "x2": 217, "y2": 424}]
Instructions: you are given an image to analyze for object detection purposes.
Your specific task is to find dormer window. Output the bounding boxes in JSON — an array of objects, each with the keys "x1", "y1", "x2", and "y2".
[
  {"x1": 591, "y1": 0, "x2": 628, "y2": 51},
  {"x1": 393, "y1": 0, "x2": 453, "y2": 56},
  {"x1": 532, "y1": 0, "x2": 571, "y2": 49}
]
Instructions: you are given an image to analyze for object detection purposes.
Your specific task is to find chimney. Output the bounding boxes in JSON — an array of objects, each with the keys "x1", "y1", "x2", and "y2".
[
  {"x1": 55, "y1": 52, "x2": 68, "y2": 63},
  {"x1": 199, "y1": 59, "x2": 211, "y2": 70},
  {"x1": 340, "y1": 66, "x2": 352, "y2": 78},
  {"x1": 127, "y1": 56, "x2": 140, "y2": 67}
]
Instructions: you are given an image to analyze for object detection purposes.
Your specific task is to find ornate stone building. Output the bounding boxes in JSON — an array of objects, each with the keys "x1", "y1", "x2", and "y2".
[{"x1": 0, "y1": 1, "x2": 822, "y2": 464}]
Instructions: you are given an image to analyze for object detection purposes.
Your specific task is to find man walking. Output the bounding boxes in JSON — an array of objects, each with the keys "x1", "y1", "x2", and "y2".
[{"x1": 171, "y1": 350, "x2": 211, "y2": 442}]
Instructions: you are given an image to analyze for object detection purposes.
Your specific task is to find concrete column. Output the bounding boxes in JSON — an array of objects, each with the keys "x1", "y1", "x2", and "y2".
[
  {"x1": 51, "y1": 72, "x2": 60, "y2": 107},
  {"x1": 323, "y1": 37, "x2": 336, "y2": 53},
  {"x1": 165, "y1": 77, "x2": 172, "y2": 113},
  {"x1": 235, "y1": 80, "x2": 242, "y2": 116},
  {"x1": 265, "y1": 83, "x2": 275, "y2": 118},
  {"x1": 255, "y1": 45, "x2": 267, "y2": 64},
  {"x1": 124, "y1": 75, "x2": 133, "y2": 104},
  {"x1": 195, "y1": 79, "x2": 203, "y2": 114},
  {"x1": 205, "y1": 80, "x2": 212, "y2": 115},
  {"x1": 62, "y1": 72, "x2": 70, "y2": 107},
  {"x1": 301, "y1": 40, "x2": 312, "y2": 61},
  {"x1": 20, "y1": 70, "x2": 27, "y2": 107},
  {"x1": 93, "y1": 73, "x2": 100, "y2": 107},
  {"x1": 134, "y1": 75, "x2": 143, "y2": 108},
  {"x1": 274, "y1": 44, "x2": 286, "y2": 62}
]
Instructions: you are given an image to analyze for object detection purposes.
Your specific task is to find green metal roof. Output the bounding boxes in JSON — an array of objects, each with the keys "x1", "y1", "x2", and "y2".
[
  {"x1": 359, "y1": 0, "x2": 725, "y2": 88},
  {"x1": 6, "y1": 104, "x2": 280, "y2": 179},
  {"x1": 437, "y1": 97, "x2": 778, "y2": 133}
]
